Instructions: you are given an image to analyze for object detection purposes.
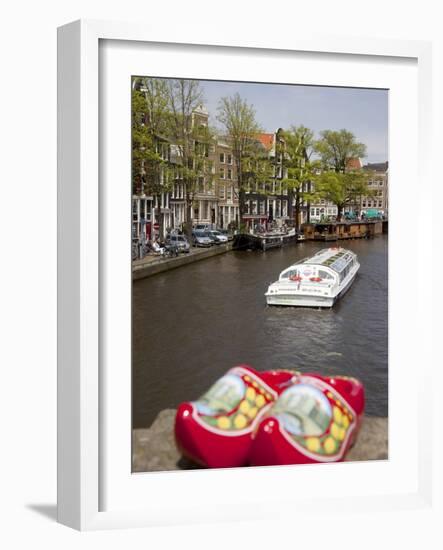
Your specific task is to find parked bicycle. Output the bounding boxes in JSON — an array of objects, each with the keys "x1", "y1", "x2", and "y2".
[{"x1": 163, "y1": 244, "x2": 179, "y2": 258}]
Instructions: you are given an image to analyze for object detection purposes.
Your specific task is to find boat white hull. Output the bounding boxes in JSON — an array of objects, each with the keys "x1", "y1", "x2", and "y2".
[
  {"x1": 266, "y1": 269, "x2": 358, "y2": 308},
  {"x1": 266, "y1": 294, "x2": 335, "y2": 307}
]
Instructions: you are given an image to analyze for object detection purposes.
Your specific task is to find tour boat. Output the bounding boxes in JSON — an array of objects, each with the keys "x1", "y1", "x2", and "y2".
[
  {"x1": 265, "y1": 247, "x2": 360, "y2": 307},
  {"x1": 249, "y1": 373, "x2": 365, "y2": 466}
]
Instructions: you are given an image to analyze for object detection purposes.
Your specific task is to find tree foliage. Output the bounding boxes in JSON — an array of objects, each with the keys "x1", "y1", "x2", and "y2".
[
  {"x1": 132, "y1": 77, "x2": 376, "y2": 234},
  {"x1": 166, "y1": 79, "x2": 214, "y2": 239},
  {"x1": 281, "y1": 126, "x2": 319, "y2": 229},
  {"x1": 314, "y1": 169, "x2": 374, "y2": 220},
  {"x1": 131, "y1": 77, "x2": 171, "y2": 196},
  {"x1": 217, "y1": 93, "x2": 262, "y2": 220},
  {"x1": 131, "y1": 77, "x2": 214, "y2": 239},
  {"x1": 314, "y1": 129, "x2": 367, "y2": 173}
]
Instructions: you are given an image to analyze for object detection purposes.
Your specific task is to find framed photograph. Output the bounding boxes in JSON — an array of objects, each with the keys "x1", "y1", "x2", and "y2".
[{"x1": 57, "y1": 19, "x2": 434, "y2": 531}]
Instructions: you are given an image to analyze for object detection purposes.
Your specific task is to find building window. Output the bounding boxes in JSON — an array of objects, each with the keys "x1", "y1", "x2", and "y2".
[
  {"x1": 220, "y1": 168, "x2": 225, "y2": 179},
  {"x1": 227, "y1": 154, "x2": 232, "y2": 164},
  {"x1": 259, "y1": 201, "x2": 265, "y2": 215},
  {"x1": 227, "y1": 168, "x2": 232, "y2": 180},
  {"x1": 227, "y1": 186, "x2": 232, "y2": 201},
  {"x1": 219, "y1": 185, "x2": 225, "y2": 199},
  {"x1": 219, "y1": 153, "x2": 225, "y2": 163}
]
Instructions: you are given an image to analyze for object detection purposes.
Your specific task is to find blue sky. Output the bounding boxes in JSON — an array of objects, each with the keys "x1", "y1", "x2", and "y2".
[{"x1": 199, "y1": 80, "x2": 388, "y2": 164}]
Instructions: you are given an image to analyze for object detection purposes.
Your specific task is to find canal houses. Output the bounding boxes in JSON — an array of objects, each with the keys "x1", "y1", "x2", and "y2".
[
  {"x1": 216, "y1": 140, "x2": 240, "y2": 229},
  {"x1": 361, "y1": 162, "x2": 389, "y2": 218},
  {"x1": 132, "y1": 97, "x2": 240, "y2": 239},
  {"x1": 132, "y1": 96, "x2": 214, "y2": 240},
  {"x1": 132, "y1": 134, "x2": 175, "y2": 243},
  {"x1": 132, "y1": 83, "x2": 388, "y2": 245},
  {"x1": 132, "y1": 77, "x2": 178, "y2": 242},
  {"x1": 188, "y1": 104, "x2": 218, "y2": 228},
  {"x1": 243, "y1": 129, "x2": 291, "y2": 231}
]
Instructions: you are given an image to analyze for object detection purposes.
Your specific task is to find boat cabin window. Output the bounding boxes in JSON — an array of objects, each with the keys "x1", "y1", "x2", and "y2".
[
  {"x1": 318, "y1": 269, "x2": 334, "y2": 280},
  {"x1": 280, "y1": 268, "x2": 298, "y2": 279}
]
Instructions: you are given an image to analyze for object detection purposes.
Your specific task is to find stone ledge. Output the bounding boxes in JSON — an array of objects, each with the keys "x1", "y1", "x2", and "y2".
[
  {"x1": 132, "y1": 409, "x2": 388, "y2": 472},
  {"x1": 132, "y1": 243, "x2": 233, "y2": 280}
]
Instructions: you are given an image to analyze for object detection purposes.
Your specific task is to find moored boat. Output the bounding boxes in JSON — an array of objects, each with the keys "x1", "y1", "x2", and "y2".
[{"x1": 265, "y1": 247, "x2": 360, "y2": 307}]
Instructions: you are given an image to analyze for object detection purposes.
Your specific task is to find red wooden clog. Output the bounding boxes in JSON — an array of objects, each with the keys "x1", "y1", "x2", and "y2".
[
  {"x1": 174, "y1": 365, "x2": 296, "y2": 468},
  {"x1": 249, "y1": 373, "x2": 365, "y2": 466}
]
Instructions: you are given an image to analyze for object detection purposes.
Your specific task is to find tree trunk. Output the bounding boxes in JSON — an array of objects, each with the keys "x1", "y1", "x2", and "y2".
[
  {"x1": 238, "y1": 188, "x2": 246, "y2": 224},
  {"x1": 184, "y1": 198, "x2": 193, "y2": 243},
  {"x1": 236, "y1": 157, "x2": 246, "y2": 225},
  {"x1": 158, "y1": 210, "x2": 165, "y2": 241},
  {"x1": 294, "y1": 189, "x2": 300, "y2": 232},
  {"x1": 337, "y1": 205, "x2": 343, "y2": 222},
  {"x1": 287, "y1": 188, "x2": 294, "y2": 222}
]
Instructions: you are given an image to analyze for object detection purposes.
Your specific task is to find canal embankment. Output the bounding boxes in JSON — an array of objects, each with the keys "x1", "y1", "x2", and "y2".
[
  {"x1": 133, "y1": 222, "x2": 388, "y2": 280},
  {"x1": 133, "y1": 242, "x2": 234, "y2": 280},
  {"x1": 132, "y1": 409, "x2": 388, "y2": 472}
]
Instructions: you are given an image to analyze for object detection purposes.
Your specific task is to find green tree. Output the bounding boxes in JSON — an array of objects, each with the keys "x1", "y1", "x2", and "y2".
[
  {"x1": 314, "y1": 129, "x2": 367, "y2": 173},
  {"x1": 132, "y1": 77, "x2": 173, "y2": 237},
  {"x1": 132, "y1": 77, "x2": 171, "y2": 193},
  {"x1": 166, "y1": 79, "x2": 214, "y2": 241},
  {"x1": 314, "y1": 169, "x2": 374, "y2": 221},
  {"x1": 217, "y1": 93, "x2": 262, "y2": 223},
  {"x1": 281, "y1": 125, "x2": 317, "y2": 231}
]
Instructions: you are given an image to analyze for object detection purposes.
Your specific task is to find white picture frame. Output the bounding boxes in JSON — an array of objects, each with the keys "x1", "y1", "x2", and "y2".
[{"x1": 57, "y1": 19, "x2": 435, "y2": 531}]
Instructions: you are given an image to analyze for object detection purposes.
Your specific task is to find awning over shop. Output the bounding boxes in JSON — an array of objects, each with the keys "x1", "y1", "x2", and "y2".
[{"x1": 364, "y1": 209, "x2": 381, "y2": 218}]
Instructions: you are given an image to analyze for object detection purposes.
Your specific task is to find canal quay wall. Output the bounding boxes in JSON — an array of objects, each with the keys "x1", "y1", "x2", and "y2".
[
  {"x1": 132, "y1": 221, "x2": 388, "y2": 280},
  {"x1": 133, "y1": 242, "x2": 233, "y2": 280},
  {"x1": 132, "y1": 409, "x2": 388, "y2": 472}
]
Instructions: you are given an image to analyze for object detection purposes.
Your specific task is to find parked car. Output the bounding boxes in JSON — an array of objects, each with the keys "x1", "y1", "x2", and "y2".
[
  {"x1": 165, "y1": 234, "x2": 190, "y2": 253},
  {"x1": 193, "y1": 232, "x2": 213, "y2": 247},
  {"x1": 193, "y1": 223, "x2": 211, "y2": 233},
  {"x1": 218, "y1": 228, "x2": 234, "y2": 241},
  {"x1": 207, "y1": 230, "x2": 228, "y2": 244}
]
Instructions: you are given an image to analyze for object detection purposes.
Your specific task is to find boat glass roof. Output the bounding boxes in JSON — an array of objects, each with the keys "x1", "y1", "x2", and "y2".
[{"x1": 302, "y1": 248, "x2": 356, "y2": 274}]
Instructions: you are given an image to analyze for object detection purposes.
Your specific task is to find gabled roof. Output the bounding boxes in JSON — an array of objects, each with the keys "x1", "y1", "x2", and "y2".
[
  {"x1": 256, "y1": 133, "x2": 274, "y2": 151},
  {"x1": 363, "y1": 162, "x2": 388, "y2": 173},
  {"x1": 345, "y1": 157, "x2": 363, "y2": 171}
]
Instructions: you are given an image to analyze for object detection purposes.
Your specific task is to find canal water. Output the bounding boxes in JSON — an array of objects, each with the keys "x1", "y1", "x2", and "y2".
[{"x1": 133, "y1": 236, "x2": 388, "y2": 428}]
